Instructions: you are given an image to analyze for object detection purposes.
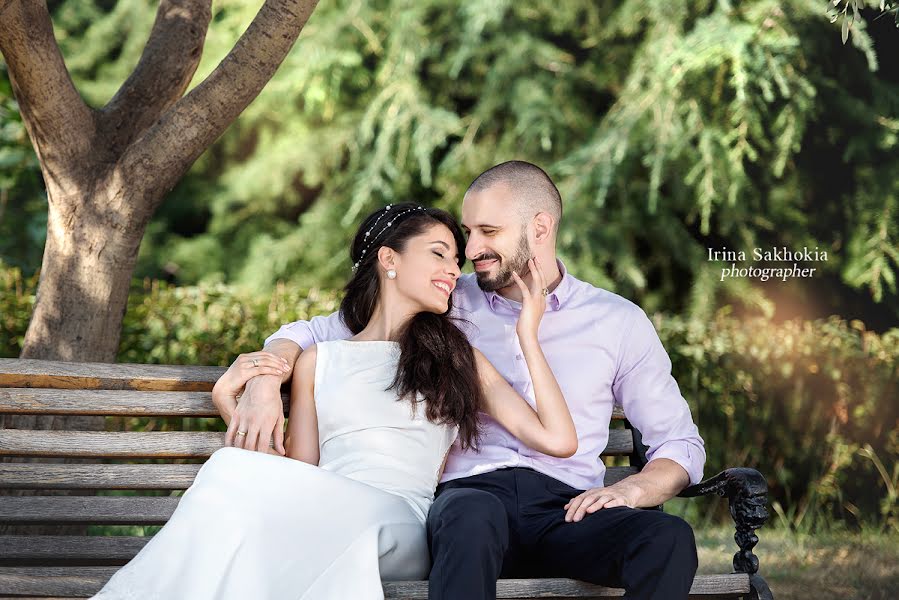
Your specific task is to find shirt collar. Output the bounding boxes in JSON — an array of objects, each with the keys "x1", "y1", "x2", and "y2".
[{"x1": 485, "y1": 259, "x2": 572, "y2": 312}]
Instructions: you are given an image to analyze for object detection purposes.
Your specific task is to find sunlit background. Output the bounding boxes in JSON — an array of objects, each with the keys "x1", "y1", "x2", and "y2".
[{"x1": 2, "y1": 1, "x2": 897, "y2": 596}]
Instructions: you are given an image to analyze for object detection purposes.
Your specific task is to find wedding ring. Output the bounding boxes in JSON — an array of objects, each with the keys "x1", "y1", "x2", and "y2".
[
  {"x1": 542, "y1": 288, "x2": 549, "y2": 297},
  {"x1": 252, "y1": 358, "x2": 259, "y2": 368},
  {"x1": 237, "y1": 431, "x2": 247, "y2": 437}
]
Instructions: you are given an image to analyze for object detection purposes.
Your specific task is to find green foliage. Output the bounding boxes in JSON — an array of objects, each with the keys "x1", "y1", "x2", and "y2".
[
  {"x1": 826, "y1": 0, "x2": 899, "y2": 45},
  {"x1": 659, "y1": 310, "x2": 899, "y2": 532},
  {"x1": 0, "y1": 64, "x2": 45, "y2": 274},
  {"x1": 2, "y1": 0, "x2": 897, "y2": 323},
  {"x1": 118, "y1": 278, "x2": 341, "y2": 365},
  {"x1": 2, "y1": 264, "x2": 897, "y2": 531}
]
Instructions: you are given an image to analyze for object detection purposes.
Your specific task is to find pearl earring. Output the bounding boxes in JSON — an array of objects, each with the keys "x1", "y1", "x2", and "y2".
[{"x1": 387, "y1": 269, "x2": 397, "y2": 280}]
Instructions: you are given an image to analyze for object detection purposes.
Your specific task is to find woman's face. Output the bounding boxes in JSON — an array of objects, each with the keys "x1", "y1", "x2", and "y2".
[{"x1": 390, "y1": 223, "x2": 461, "y2": 314}]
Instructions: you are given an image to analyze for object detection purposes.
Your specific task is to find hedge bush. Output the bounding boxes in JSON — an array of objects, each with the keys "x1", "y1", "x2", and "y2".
[{"x1": 2, "y1": 262, "x2": 896, "y2": 531}]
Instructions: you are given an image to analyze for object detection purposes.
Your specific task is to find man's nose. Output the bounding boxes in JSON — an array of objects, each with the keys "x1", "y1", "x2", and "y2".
[{"x1": 465, "y1": 236, "x2": 481, "y2": 261}]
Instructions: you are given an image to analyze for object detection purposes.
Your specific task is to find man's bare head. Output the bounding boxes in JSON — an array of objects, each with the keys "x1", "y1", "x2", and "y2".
[
  {"x1": 464, "y1": 160, "x2": 562, "y2": 235},
  {"x1": 461, "y1": 161, "x2": 562, "y2": 292}
]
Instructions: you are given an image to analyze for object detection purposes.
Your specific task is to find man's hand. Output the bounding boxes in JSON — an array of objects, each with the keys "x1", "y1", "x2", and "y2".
[
  {"x1": 215, "y1": 351, "x2": 291, "y2": 454},
  {"x1": 564, "y1": 458, "x2": 691, "y2": 522},
  {"x1": 564, "y1": 480, "x2": 641, "y2": 522}
]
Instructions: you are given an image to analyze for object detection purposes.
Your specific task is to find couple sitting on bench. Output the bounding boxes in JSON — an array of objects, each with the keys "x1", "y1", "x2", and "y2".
[{"x1": 92, "y1": 160, "x2": 705, "y2": 600}]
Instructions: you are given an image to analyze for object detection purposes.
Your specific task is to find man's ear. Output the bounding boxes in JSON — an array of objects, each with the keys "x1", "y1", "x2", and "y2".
[
  {"x1": 532, "y1": 212, "x2": 555, "y2": 246},
  {"x1": 377, "y1": 246, "x2": 396, "y2": 273}
]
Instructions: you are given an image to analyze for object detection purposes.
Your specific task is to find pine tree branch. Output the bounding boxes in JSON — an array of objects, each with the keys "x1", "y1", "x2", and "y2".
[
  {"x1": 119, "y1": 0, "x2": 321, "y2": 212},
  {"x1": 0, "y1": 0, "x2": 95, "y2": 176},
  {"x1": 101, "y1": 0, "x2": 212, "y2": 151}
]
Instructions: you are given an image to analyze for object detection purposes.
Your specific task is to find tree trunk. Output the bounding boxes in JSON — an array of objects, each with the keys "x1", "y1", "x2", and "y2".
[
  {"x1": 23, "y1": 188, "x2": 146, "y2": 362},
  {"x1": 1, "y1": 178, "x2": 154, "y2": 536},
  {"x1": 0, "y1": 0, "x2": 321, "y2": 534}
]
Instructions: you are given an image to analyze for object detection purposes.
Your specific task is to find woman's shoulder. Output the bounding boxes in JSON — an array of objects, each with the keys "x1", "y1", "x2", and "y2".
[{"x1": 295, "y1": 344, "x2": 319, "y2": 374}]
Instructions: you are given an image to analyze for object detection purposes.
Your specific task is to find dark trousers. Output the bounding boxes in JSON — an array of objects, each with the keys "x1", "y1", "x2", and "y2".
[{"x1": 426, "y1": 467, "x2": 697, "y2": 600}]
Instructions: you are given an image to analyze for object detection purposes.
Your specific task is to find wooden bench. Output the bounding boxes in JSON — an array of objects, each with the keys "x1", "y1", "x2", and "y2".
[{"x1": 0, "y1": 358, "x2": 774, "y2": 599}]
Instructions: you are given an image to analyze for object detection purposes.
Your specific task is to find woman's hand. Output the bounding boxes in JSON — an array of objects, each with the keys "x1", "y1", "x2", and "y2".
[
  {"x1": 511, "y1": 257, "x2": 548, "y2": 341},
  {"x1": 213, "y1": 351, "x2": 290, "y2": 403}
]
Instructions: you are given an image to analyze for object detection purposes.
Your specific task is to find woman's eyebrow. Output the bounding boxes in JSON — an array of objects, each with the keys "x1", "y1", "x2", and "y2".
[{"x1": 430, "y1": 240, "x2": 459, "y2": 258}]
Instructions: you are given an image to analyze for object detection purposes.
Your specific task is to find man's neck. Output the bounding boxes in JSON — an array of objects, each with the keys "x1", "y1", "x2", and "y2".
[{"x1": 495, "y1": 258, "x2": 563, "y2": 303}]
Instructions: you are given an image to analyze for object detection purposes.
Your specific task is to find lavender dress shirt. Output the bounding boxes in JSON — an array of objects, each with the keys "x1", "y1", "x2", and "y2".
[{"x1": 264, "y1": 261, "x2": 705, "y2": 491}]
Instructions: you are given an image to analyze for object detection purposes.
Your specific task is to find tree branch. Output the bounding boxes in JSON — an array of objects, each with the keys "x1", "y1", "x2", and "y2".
[
  {"x1": 0, "y1": 0, "x2": 95, "y2": 176},
  {"x1": 101, "y1": 0, "x2": 212, "y2": 151},
  {"x1": 119, "y1": 0, "x2": 321, "y2": 212}
]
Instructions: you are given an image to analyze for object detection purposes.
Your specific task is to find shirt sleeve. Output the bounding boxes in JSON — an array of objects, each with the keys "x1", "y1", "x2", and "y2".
[
  {"x1": 263, "y1": 311, "x2": 352, "y2": 350},
  {"x1": 611, "y1": 307, "x2": 706, "y2": 486}
]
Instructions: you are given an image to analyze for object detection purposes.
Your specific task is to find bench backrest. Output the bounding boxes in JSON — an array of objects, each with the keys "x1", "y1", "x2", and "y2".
[{"x1": 0, "y1": 358, "x2": 641, "y2": 566}]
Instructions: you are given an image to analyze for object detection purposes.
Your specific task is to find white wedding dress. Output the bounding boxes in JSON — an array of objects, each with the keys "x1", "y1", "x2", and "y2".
[{"x1": 93, "y1": 340, "x2": 458, "y2": 600}]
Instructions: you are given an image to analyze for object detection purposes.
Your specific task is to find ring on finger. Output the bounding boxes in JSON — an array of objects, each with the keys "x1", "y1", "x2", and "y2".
[
  {"x1": 237, "y1": 430, "x2": 247, "y2": 436},
  {"x1": 252, "y1": 358, "x2": 259, "y2": 368},
  {"x1": 542, "y1": 288, "x2": 549, "y2": 297}
]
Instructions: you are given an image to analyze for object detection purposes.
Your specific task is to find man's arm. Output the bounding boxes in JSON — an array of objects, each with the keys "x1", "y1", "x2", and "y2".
[
  {"x1": 564, "y1": 306, "x2": 705, "y2": 522},
  {"x1": 218, "y1": 311, "x2": 350, "y2": 454}
]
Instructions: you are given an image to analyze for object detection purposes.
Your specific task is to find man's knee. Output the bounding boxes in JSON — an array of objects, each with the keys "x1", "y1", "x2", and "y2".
[
  {"x1": 658, "y1": 514, "x2": 696, "y2": 549},
  {"x1": 428, "y1": 488, "x2": 509, "y2": 547},
  {"x1": 640, "y1": 513, "x2": 697, "y2": 569}
]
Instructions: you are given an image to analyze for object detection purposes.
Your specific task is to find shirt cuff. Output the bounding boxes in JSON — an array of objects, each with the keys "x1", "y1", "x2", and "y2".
[
  {"x1": 645, "y1": 440, "x2": 705, "y2": 486},
  {"x1": 264, "y1": 322, "x2": 316, "y2": 351}
]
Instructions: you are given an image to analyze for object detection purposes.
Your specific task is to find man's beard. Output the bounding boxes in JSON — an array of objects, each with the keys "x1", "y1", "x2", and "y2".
[{"x1": 475, "y1": 232, "x2": 531, "y2": 292}]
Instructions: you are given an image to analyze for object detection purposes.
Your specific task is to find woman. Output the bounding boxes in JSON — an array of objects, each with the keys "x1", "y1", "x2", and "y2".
[{"x1": 92, "y1": 204, "x2": 576, "y2": 600}]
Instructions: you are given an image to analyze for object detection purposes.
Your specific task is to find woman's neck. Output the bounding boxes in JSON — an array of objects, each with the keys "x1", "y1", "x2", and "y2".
[{"x1": 352, "y1": 299, "x2": 416, "y2": 342}]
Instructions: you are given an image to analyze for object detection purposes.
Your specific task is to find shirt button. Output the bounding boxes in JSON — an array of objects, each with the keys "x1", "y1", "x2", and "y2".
[{"x1": 515, "y1": 354, "x2": 523, "y2": 360}]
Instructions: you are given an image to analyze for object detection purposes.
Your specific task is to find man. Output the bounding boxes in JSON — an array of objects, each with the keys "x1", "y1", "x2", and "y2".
[{"x1": 221, "y1": 161, "x2": 705, "y2": 599}]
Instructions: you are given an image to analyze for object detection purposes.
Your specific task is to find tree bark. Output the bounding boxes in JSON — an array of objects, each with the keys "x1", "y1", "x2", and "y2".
[
  {"x1": 0, "y1": 0, "x2": 320, "y2": 359},
  {"x1": 0, "y1": 0, "x2": 321, "y2": 534}
]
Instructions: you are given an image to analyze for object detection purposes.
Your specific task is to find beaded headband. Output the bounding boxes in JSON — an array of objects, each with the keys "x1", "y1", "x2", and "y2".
[{"x1": 352, "y1": 204, "x2": 426, "y2": 272}]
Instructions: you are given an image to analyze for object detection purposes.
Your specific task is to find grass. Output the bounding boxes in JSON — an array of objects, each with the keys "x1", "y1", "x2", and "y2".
[{"x1": 696, "y1": 526, "x2": 899, "y2": 599}]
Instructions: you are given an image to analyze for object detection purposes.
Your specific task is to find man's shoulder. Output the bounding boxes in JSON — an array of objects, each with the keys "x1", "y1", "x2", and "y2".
[{"x1": 563, "y1": 272, "x2": 644, "y2": 319}]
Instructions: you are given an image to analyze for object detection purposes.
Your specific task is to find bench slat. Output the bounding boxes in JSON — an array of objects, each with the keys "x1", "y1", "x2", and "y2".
[
  {"x1": 0, "y1": 537, "x2": 148, "y2": 561},
  {"x1": 0, "y1": 431, "x2": 227, "y2": 458},
  {"x1": 0, "y1": 359, "x2": 223, "y2": 392},
  {"x1": 0, "y1": 388, "x2": 625, "y2": 419},
  {"x1": 0, "y1": 464, "x2": 202, "y2": 490},
  {"x1": 386, "y1": 574, "x2": 751, "y2": 597},
  {"x1": 0, "y1": 567, "x2": 751, "y2": 597},
  {"x1": 0, "y1": 429, "x2": 636, "y2": 458},
  {"x1": 0, "y1": 463, "x2": 638, "y2": 495},
  {"x1": 0, "y1": 388, "x2": 289, "y2": 416},
  {"x1": 0, "y1": 497, "x2": 180, "y2": 525}
]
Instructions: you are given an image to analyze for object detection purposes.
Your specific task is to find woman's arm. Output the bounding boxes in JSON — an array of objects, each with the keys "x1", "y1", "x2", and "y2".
[
  {"x1": 477, "y1": 348, "x2": 577, "y2": 458},
  {"x1": 478, "y1": 258, "x2": 577, "y2": 458},
  {"x1": 284, "y1": 345, "x2": 320, "y2": 465}
]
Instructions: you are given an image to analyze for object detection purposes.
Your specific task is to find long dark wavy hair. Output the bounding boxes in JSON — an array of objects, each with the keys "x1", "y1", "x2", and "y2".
[{"x1": 340, "y1": 203, "x2": 483, "y2": 449}]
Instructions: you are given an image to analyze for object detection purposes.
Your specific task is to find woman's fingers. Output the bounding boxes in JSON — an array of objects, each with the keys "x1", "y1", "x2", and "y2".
[
  {"x1": 240, "y1": 355, "x2": 289, "y2": 375},
  {"x1": 226, "y1": 412, "x2": 249, "y2": 449},
  {"x1": 243, "y1": 424, "x2": 261, "y2": 454},
  {"x1": 533, "y1": 257, "x2": 548, "y2": 292},
  {"x1": 224, "y1": 412, "x2": 241, "y2": 447},
  {"x1": 243, "y1": 351, "x2": 290, "y2": 370},
  {"x1": 272, "y1": 414, "x2": 287, "y2": 455},
  {"x1": 511, "y1": 271, "x2": 530, "y2": 298}
]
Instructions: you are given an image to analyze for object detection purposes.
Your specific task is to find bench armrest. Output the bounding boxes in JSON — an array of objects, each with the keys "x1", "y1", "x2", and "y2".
[{"x1": 677, "y1": 467, "x2": 769, "y2": 575}]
